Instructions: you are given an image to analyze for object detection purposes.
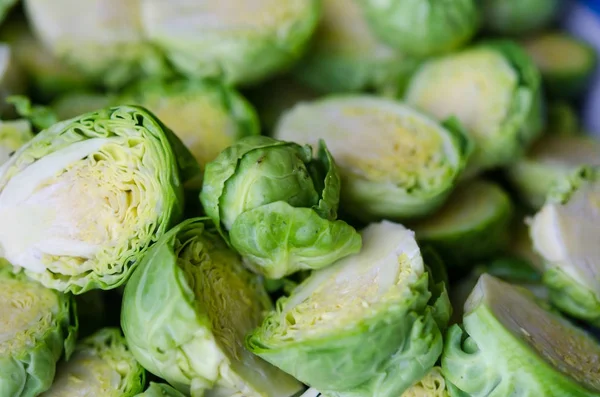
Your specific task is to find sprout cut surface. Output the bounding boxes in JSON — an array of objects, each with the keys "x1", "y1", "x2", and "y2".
[{"x1": 274, "y1": 96, "x2": 470, "y2": 221}]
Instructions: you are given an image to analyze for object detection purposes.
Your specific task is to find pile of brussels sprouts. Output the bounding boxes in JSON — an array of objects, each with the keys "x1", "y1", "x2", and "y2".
[{"x1": 0, "y1": 0, "x2": 599, "y2": 396}]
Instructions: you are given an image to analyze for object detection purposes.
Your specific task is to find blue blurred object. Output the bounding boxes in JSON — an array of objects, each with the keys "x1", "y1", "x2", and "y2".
[{"x1": 563, "y1": 0, "x2": 600, "y2": 137}]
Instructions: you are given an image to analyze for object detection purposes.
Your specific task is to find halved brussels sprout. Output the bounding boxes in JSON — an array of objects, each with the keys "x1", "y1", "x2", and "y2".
[
  {"x1": 246, "y1": 76, "x2": 319, "y2": 133},
  {"x1": 0, "y1": 265, "x2": 77, "y2": 397},
  {"x1": 522, "y1": 31, "x2": 597, "y2": 99},
  {"x1": 0, "y1": 106, "x2": 198, "y2": 293},
  {"x1": 482, "y1": 0, "x2": 562, "y2": 35},
  {"x1": 0, "y1": 18, "x2": 91, "y2": 101},
  {"x1": 23, "y1": 0, "x2": 170, "y2": 88},
  {"x1": 410, "y1": 180, "x2": 513, "y2": 268},
  {"x1": 119, "y1": 79, "x2": 260, "y2": 172},
  {"x1": 247, "y1": 221, "x2": 450, "y2": 397},
  {"x1": 141, "y1": 0, "x2": 321, "y2": 86},
  {"x1": 356, "y1": 0, "x2": 479, "y2": 57},
  {"x1": 274, "y1": 96, "x2": 471, "y2": 222},
  {"x1": 443, "y1": 274, "x2": 600, "y2": 396},
  {"x1": 200, "y1": 135, "x2": 361, "y2": 279},
  {"x1": 121, "y1": 218, "x2": 303, "y2": 397},
  {"x1": 507, "y1": 134, "x2": 600, "y2": 209},
  {"x1": 40, "y1": 328, "x2": 145, "y2": 396},
  {"x1": 405, "y1": 41, "x2": 544, "y2": 176},
  {"x1": 135, "y1": 383, "x2": 186, "y2": 397},
  {"x1": 293, "y1": 0, "x2": 413, "y2": 94},
  {"x1": 0, "y1": 119, "x2": 33, "y2": 166},
  {"x1": 529, "y1": 166, "x2": 600, "y2": 325},
  {"x1": 51, "y1": 91, "x2": 113, "y2": 121}
]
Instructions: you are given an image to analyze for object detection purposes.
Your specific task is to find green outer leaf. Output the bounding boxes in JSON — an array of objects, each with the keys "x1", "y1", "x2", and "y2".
[
  {"x1": 442, "y1": 275, "x2": 600, "y2": 397},
  {"x1": 135, "y1": 382, "x2": 187, "y2": 397},
  {"x1": 142, "y1": 0, "x2": 321, "y2": 86},
  {"x1": 43, "y1": 327, "x2": 145, "y2": 396},
  {"x1": 543, "y1": 267, "x2": 600, "y2": 326},
  {"x1": 7, "y1": 95, "x2": 59, "y2": 131},
  {"x1": 0, "y1": 266, "x2": 78, "y2": 397},
  {"x1": 482, "y1": 0, "x2": 562, "y2": 35},
  {"x1": 410, "y1": 180, "x2": 514, "y2": 268},
  {"x1": 229, "y1": 201, "x2": 362, "y2": 279},
  {"x1": 357, "y1": 0, "x2": 480, "y2": 56},
  {"x1": 0, "y1": 105, "x2": 188, "y2": 293},
  {"x1": 200, "y1": 135, "x2": 292, "y2": 238},
  {"x1": 122, "y1": 217, "x2": 303, "y2": 397}
]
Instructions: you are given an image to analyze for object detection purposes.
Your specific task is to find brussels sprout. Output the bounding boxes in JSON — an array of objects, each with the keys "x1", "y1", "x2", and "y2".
[
  {"x1": 246, "y1": 76, "x2": 319, "y2": 133},
  {"x1": 293, "y1": 0, "x2": 413, "y2": 94},
  {"x1": 40, "y1": 328, "x2": 145, "y2": 396},
  {"x1": 356, "y1": 0, "x2": 480, "y2": 57},
  {"x1": 0, "y1": 119, "x2": 33, "y2": 165},
  {"x1": 23, "y1": 0, "x2": 170, "y2": 89},
  {"x1": 141, "y1": 0, "x2": 321, "y2": 86},
  {"x1": 274, "y1": 96, "x2": 471, "y2": 222},
  {"x1": 0, "y1": 106, "x2": 198, "y2": 293},
  {"x1": 529, "y1": 166, "x2": 600, "y2": 325},
  {"x1": 119, "y1": 79, "x2": 260, "y2": 172},
  {"x1": 410, "y1": 180, "x2": 513, "y2": 267},
  {"x1": 0, "y1": 18, "x2": 91, "y2": 101},
  {"x1": 482, "y1": 0, "x2": 563, "y2": 35},
  {"x1": 506, "y1": 134, "x2": 600, "y2": 209},
  {"x1": 135, "y1": 383, "x2": 187, "y2": 397},
  {"x1": 443, "y1": 274, "x2": 600, "y2": 396},
  {"x1": 405, "y1": 41, "x2": 544, "y2": 176},
  {"x1": 122, "y1": 218, "x2": 303, "y2": 397},
  {"x1": 247, "y1": 221, "x2": 450, "y2": 397},
  {"x1": 522, "y1": 31, "x2": 597, "y2": 99},
  {"x1": 0, "y1": 265, "x2": 77, "y2": 397},
  {"x1": 200, "y1": 135, "x2": 361, "y2": 279},
  {"x1": 51, "y1": 91, "x2": 113, "y2": 121}
]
